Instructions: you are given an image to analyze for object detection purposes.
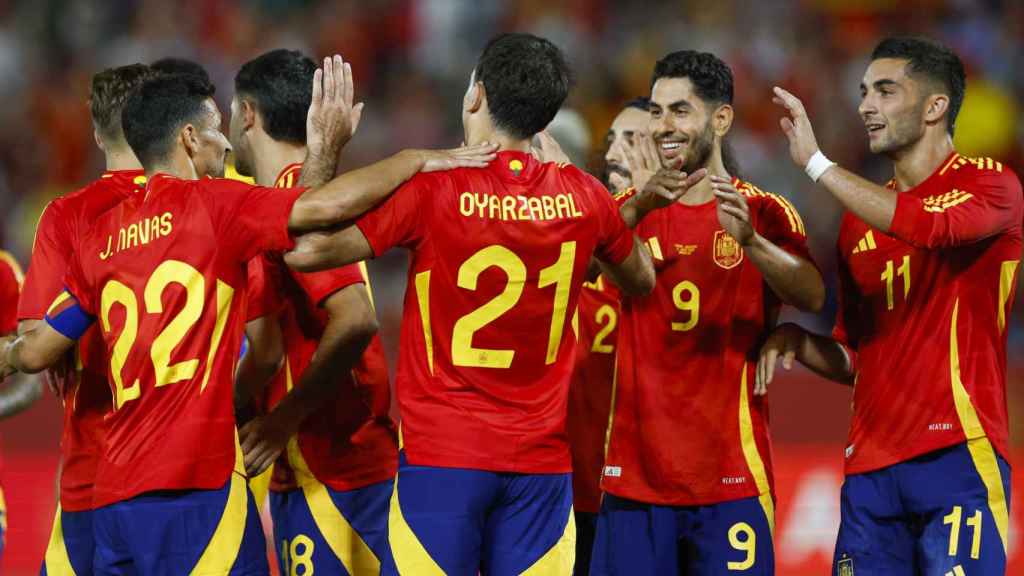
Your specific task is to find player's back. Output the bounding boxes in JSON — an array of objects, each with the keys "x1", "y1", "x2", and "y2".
[
  {"x1": 356, "y1": 150, "x2": 633, "y2": 474},
  {"x1": 63, "y1": 174, "x2": 302, "y2": 507},
  {"x1": 18, "y1": 170, "x2": 144, "y2": 511}
]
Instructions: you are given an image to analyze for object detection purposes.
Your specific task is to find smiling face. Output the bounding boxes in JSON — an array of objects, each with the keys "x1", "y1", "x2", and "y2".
[
  {"x1": 858, "y1": 58, "x2": 928, "y2": 156},
  {"x1": 649, "y1": 77, "x2": 716, "y2": 174}
]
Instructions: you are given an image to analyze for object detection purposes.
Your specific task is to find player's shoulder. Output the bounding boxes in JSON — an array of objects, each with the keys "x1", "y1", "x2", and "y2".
[
  {"x1": 945, "y1": 153, "x2": 1021, "y2": 189},
  {"x1": 549, "y1": 161, "x2": 604, "y2": 189},
  {"x1": 0, "y1": 250, "x2": 24, "y2": 285},
  {"x1": 736, "y1": 178, "x2": 805, "y2": 226}
]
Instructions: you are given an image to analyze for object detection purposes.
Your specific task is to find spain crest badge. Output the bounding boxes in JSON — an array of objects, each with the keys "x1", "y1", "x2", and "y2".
[{"x1": 713, "y1": 230, "x2": 743, "y2": 270}]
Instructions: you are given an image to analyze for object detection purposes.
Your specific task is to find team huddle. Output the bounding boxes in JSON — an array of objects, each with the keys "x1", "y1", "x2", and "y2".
[{"x1": 0, "y1": 30, "x2": 1019, "y2": 576}]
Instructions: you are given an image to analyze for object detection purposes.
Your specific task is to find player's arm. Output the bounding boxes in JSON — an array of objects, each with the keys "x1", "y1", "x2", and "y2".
[
  {"x1": 0, "y1": 372, "x2": 42, "y2": 419},
  {"x1": 240, "y1": 283, "x2": 377, "y2": 475},
  {"x1": 755, "y1": 323, "x2": 855, "y2": 395},
  {"x1": 234, "y1": 316, "x2": 284, "y2": 427},
  {"x1": 710, "y1": 175, "x2": 824, "y2": 312},
  {"x1": 1, "y1": 320, "x2": 77, "y2": 377},
  {"x1": 597, "y1": 238, "x2": 655, "y2": 296},
  {"x1": 773, "y1": 87, "x2": 1019, "y2": 247}
]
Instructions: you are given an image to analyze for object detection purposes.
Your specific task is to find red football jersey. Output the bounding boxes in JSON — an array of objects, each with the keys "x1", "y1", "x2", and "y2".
[
  {"x1": 567, "y1": 275, "x2": 619, "y2": 513},
  {"x1": 0, "y1": 251, "x2": 21, "y2": 334},
  {"x1": 834, "y1": 153, "x2": 1022, "y2": 475},
  {"x1": 17, "y1": 170, "x2": 143, "y2": 511},
  {"x1": 248, "y1": 162, "x2": 397, "y2": 493},
  {"x1": 602, "y1": 179, "x2": 812, "y2": 506},
  {"x1": 355, "y1": 151, "x2": 634, "y2": 473},
  {"x1": 62, "y1": 174, "x2": 303, "y2": 507}
]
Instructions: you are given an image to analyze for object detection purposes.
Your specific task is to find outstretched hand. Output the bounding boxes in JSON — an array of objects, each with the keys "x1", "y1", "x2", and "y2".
[
  {"x1": 711, "y1": 175, "x2": 754, "y2": 246},
  {"x1": 622, "y1": 133, "x2": 661, "y2": 193},
  {"x1": 772, "y1": 86, "x2": 821, "y2": 168},
  {"x1": 531, "y1": 131, "x2": 572, "y2": 165},
  {"x1": 306, "y1": 55, "x2": 362, "y2": 161},
  {"x1": 639, "y1": 159, "x2": 707, "y2": 212},
  {"x1": 417, "y1": 142, "x2": 499, "y2": 173}
]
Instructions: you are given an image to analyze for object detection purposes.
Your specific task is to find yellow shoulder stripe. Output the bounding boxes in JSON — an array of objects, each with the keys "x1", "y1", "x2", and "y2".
[{"x1": 0, "y1": 250, "x2": 24, "y2": 286}]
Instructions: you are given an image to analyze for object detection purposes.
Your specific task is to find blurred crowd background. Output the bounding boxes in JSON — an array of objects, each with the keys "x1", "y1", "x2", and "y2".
[{"x1": 0, "y1": 0, "x2": 1021, "y2": 573}]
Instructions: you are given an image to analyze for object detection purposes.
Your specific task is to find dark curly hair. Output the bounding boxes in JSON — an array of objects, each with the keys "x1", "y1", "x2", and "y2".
[
  {"x1": 871, "y1": 37, "x2": 965, "y2": 136},
  {"x1": 235, "y1": 49, "x2": 317, "y2": 145},
  {"x1": 651, "y1": 50, "x2": 733, "y2": 106},
  {"x1": 474, "y1": 33, "x2": 572, "y2": 140},
  {"x1": 122, "y1": 73, "x2": 216, "y2": 167}
]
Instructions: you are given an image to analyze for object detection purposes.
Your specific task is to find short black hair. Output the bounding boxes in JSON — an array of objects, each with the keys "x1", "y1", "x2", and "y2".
[
  {"x1": 871, "y1": 36, "x2": 966, "y2": 136},
  {"x1": 151, "y1": 57, "x2": 211, "y2": 84},
  {"x1": 90, "y1": 64, "x2": 161, "y2": 142},
  {"x1": 235, "y1": 49, "x2": 316, "y2": 144},
  {"x1": 122, "y1": 73, "x2": 216, "y2": 167},
  {"x1": 474, "y1": 33, "x2": 571, "y2": 140},
  {"x1": 623, "y1": 96, "x2": 650, "y2": 111},
  {"x1": 651, "y1": 50, "x2": 734, "y2": 106}
]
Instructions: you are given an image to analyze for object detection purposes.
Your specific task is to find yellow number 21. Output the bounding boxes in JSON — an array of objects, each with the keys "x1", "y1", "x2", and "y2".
[{"x1": 452, "y1": 242, "x2": 576, "y2": 368}]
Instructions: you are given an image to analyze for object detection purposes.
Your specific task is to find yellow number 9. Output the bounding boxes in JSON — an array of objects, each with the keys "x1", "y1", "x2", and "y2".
[
  {"x1": 727, "y1": 522, "x2": 756, "y2": 570},
  {"x1": 671, "y1": 280, "x2": 700, "y2": 332}
]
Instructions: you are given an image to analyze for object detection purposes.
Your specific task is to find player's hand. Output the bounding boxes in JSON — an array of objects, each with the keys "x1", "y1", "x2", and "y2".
[
  {"x1": 637, "y1": 162, "x2": 707, "y2": 213},
  {"x1": 239, "y1": 413, "x2": 292, "y2": 477},
  {"x1": 306, "y1": 55, "x2": 358, "y2": 160},
  {"x1": 711, "y1": 175, "x2": 754, "y2": 246},
  {"x1": 623, "y1": 132, "x2": 661, "y2": 193},
  {"x1": 772, "y1": 86, "x2": 821, "y2": 168},
  {"x1": 416, "y1": 142, "x2": 499, "y2": 173},
  {"x1": 0, "y1": 335, "x2": 15, "y2": 380},
  {"x1": 756, "y1": 323, "x2": 804, "y2": 396},
  {"x1": 531, "y1": 131, "x2": 571, "y2": 165}
]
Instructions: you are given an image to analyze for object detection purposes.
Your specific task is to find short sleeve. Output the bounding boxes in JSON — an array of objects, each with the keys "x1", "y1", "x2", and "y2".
[
  {"x1": 753, "y1": 193, "x2": 814, "y2": 262},
  {"x1": 354, "y1": 176, "x2": 428, "y2": 257},
  {"x1": 889, "y1": 166, "x2": 1022, "y2": 248},
  {"x1": 245, "y1": 254, "x2": 285, "y2": 321},
  {"x1": 289, "y1": 263, "x2": 365, "y2": 309},
  {"x1": 62, "y1": 245, "x2": 96, "y2": 317},
  {"x1": 591, "y1": 180, "x2": 634, "y2": 265},
  {"x1": 18, "y1": 202, "x2": 69, "y2": 320},
  {"x1": 0, "y1": 254, "x2": 21, "y2": 333},
  {"x1": 201, "y1": 178, "x2": 306, "y2": 263}
]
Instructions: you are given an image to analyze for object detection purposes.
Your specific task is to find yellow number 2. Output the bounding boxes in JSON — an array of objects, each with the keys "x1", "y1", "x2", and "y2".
[
  {"x1": 590, "y1": 304, "x2": 617, "y2": 354},
  {"x1": 451, "y1": 242, "x2": 577, "y2": 368},
  {"x1": 727, "y1": 521, "x2": 756, "y2": 570}
]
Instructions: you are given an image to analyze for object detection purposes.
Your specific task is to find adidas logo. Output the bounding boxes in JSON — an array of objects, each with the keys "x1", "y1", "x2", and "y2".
[{"x1": 851, "y1": 230, "x2": 877, "y2": 254}]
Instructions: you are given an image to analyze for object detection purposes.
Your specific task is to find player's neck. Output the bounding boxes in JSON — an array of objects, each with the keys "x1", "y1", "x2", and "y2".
[
  {"x1": 890, "y1": 132, "x2": 955, "y2": 191},
  {"x1": 103, "y1": 147, "x2": 142, "y2": 173},
  {"x1": 468, "y1": 128, "x2": 531, "y2": 154},
  {"x1": 147, "y1": 151, "x2": 198, "y2": 181},
  {"x1": 254, "y1": 139, "x2": 307, "y2": 187},
  {"x1": 678, "y1": 148, "x2": 729, "y2": 206}
]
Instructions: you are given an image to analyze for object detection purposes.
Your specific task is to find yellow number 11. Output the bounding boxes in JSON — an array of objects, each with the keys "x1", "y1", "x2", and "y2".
[{"x1": 881, "y1": 255, "x2": 911, "y2": 311}]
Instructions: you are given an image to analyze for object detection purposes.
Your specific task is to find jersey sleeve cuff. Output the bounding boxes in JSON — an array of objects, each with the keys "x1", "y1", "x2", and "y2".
[{"x1": 354, "y1": 219, "x2": 386, "y2": 259}]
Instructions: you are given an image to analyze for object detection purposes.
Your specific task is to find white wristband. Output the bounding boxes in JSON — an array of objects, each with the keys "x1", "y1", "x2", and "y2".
[{"x1": 804, "y1": 150, "x2": 836, "y2": 182}]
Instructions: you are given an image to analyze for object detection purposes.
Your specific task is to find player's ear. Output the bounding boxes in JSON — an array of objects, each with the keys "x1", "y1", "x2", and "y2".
[
  {"x1": 465, "y1": 81, "x2": 485, "y2": 114},
  {"x1": 923, "y1": 93, "x2": 949, "y2": 128},
  {"x1": 713, "y1": 104, "x2": 734, "y2": 138},
  {"x1": 93, "y1": 128, "x2": 105, "y2": 152},
  {"x1": 181, "y1": 123, "x2": 200, "y2": 157},
  {"x1": 241, "y1": 99, "x2": 257, "y2": 132}
]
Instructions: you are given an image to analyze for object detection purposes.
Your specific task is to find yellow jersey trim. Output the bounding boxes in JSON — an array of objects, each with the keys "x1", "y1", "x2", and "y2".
[
  {"x1": 738, "y1": 363, "x2": 775, "y2": 534},
  {"x1": 0, "y1": 250, "x2": 23, "y2": 286},
  {"x1": 998, "y1": 261, "x2": 1019, "y2": 333},
  {"x1": 414, "y1": 271, "x2": 434, "y2": 375}
]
